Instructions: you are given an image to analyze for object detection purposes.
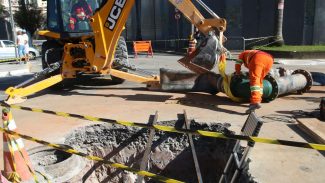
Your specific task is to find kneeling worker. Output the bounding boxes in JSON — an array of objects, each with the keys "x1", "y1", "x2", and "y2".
[{"x1": 235, "y1": 50, "x2": 274, "y2": 113}]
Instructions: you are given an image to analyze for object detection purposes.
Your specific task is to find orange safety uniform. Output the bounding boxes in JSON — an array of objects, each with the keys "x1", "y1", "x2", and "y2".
[{"x1": 235, "y1": 50, "x2": 274, "y2": 104}]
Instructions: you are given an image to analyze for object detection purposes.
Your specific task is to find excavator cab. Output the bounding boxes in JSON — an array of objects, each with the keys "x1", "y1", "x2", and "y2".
[
  {"x1": 44, "y1": 0, "x2": 104, "y2": 39},
  {"x1": 39, "y1": 0, "x2": 130, "y2": 79}
]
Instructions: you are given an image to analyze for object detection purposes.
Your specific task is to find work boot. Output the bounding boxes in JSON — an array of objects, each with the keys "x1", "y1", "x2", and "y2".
[{"x1": 246, "y1": 103, "x2": 262, "y2": 114}]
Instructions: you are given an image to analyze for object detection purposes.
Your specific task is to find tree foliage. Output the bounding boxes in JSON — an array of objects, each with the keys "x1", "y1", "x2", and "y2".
[
  {"x1": 14, "y1": 0, "x2": 45, "y2": 38},
  {"x1": 0, "y1": 3, "x2": 9, "y2": 19}
]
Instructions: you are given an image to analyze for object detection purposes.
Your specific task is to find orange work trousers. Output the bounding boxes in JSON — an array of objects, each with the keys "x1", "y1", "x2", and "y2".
[{"x1": 248, "y1": 53, "x2": 273, "y2": 104}]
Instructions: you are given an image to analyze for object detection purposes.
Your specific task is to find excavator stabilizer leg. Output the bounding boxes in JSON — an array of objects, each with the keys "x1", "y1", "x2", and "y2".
[{"x1": 5, "y1": 74, "x2": 64, "y2": 104}]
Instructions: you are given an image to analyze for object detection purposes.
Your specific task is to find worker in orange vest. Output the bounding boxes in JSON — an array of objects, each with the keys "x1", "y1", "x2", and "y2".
[{"x1": 235, "y1": 50, "x2": 274, "y2": 113}]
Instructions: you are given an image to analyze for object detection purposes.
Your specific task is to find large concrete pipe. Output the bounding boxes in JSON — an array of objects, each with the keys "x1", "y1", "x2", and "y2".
[{"x1": 160, "y1": 68, "x2": 221, "y2": 94}]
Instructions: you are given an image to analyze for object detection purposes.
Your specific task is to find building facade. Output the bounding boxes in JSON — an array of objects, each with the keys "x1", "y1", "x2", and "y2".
[
  {"x1": 123, "y1": 0, "x2": 325, "y2": 49},
  {"x1": 1, "y1": 0, "x2": 324, "y2": 47}
]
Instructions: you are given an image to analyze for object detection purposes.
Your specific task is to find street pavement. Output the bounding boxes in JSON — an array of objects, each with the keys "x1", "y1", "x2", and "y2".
[
  {"x1": 0, "y1": 61, "x2": 32, "y2": 77},
  {"x1": 0, "y1": 54, "x2": 324, "y2": 182}
]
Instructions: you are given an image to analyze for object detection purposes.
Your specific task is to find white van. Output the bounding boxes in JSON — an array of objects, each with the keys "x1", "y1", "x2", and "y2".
[{"x1": 0, "y1": 40, "x2": 40, "y2": 60}]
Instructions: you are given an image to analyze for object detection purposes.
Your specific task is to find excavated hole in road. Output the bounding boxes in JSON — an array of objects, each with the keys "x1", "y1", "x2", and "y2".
[{"x1": 63, "y1": 120, "x2": 254, "y2": 183}]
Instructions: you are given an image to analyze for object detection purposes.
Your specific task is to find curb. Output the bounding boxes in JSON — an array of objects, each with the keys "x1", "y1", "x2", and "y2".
[
  {"x1": 260, "y1": 50, "x2": 325, "y2": 59},
  {"x1": 0, "y1": 68, "x2": 31, "y2": 78}
]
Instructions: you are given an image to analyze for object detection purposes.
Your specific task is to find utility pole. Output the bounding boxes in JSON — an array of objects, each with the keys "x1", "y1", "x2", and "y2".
[{"x1": 8, "y1": 0, "x2": 18, "y2": 58}]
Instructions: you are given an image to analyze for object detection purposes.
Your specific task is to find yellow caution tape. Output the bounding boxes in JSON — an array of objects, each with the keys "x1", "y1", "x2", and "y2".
[
  {"x1": 1, "y1": 103, "x2": 325, "y2": 151},
  {"x1": 218, "y1": 54, "x2": 243, "y2": 102},
  {"x1": 0, "y1": 127, "x2": 184, "y2": 183}
]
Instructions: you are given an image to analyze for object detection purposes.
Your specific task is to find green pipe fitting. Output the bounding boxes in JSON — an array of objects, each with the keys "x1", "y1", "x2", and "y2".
[{"x1": 230, "y1": 75, "x2": 278, "y2": 102}]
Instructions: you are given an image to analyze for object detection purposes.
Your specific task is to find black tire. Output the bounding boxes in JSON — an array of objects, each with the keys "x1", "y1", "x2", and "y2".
[
  {"x1": 41, "y1": 40, "x2": 73, "y2": 89},
  {"x1": 28, "y1": 51, "x2": 36, "y2": 60},
  {"x1": 111, "y1": 36, "x2": 129, "y2": 84}
]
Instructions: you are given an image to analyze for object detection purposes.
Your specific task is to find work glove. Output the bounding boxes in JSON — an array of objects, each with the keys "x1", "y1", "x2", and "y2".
[{"x1": 245, "y1": 103, "x2": 262, "y2": 114}]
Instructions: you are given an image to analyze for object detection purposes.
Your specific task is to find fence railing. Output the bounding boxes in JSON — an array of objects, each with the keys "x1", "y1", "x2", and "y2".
[{"x1": 225, "y1": 36, "x2": 279, "y2": 51}]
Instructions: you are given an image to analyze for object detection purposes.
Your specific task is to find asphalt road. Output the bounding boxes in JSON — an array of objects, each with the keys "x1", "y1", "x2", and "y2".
[{"x1": 1, "y1": 54, "x2": 324, "y2": 101}]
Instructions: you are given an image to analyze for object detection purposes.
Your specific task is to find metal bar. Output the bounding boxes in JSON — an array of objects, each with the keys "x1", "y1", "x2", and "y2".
[
  {"x1": 194, "y1": 0, "x2": 220, "y2": 18},
  {"x1": 230, "y1": 147, "x2": 250, "y2": 183},
  {"x1": 183, "y1": 110, "x2": 203, "y2": 183},
  {"x1": 219, "y1": 113, "x2": 261, "y2": 183},
  {"x1": 219, "y1": 140, "x2": 241, "y2": 183},
  {"x1": 137, "y1": 111, "x2": 158, "y2": 183}
]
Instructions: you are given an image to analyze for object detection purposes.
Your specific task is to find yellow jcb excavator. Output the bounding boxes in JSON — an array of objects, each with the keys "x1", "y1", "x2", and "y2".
[{"x1": 5, "y1": 0, "x2": 227, "y2": 104}]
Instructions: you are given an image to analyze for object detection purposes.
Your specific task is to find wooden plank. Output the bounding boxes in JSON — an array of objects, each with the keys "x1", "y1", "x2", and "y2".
[
  {"x1": 183, "y1": 110, "x2": 203, "y2": 183},
  {"x1": 296, "y1": 117, "x2": 325, "y2": 144},
  {"x1": 137, "y1": 111, "x2": 158, "y2": 183}
]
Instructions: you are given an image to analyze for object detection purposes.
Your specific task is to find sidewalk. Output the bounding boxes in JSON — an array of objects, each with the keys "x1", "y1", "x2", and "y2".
[{"x1": 0, "y1": 62, "x2": 32, "y2": 78}]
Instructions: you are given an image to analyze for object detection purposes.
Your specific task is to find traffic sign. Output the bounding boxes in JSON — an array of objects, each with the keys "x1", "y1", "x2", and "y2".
[{"x1": 175, "y1": 13, "x2": 181, "y2": 20}]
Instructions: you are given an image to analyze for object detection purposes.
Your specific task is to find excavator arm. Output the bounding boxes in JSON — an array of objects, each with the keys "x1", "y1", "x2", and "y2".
[
  {"x1": 5, "y1": 0, "x2": 227, "y2": 104},
  {"x1": 88, "y1": 0, "x2": 226, "y2": 75}
]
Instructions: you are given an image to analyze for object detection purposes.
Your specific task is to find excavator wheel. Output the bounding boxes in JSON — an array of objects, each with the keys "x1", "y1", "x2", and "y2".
[
  {"x1": 111, "y1": 36, "x2": 129, "y2": 84},
  {"x1": 41, "y1": 40, "x2": 63, "y2": 71},
  {"x1": 41, "y1": 40, "x2": 74, "y2": 89}
]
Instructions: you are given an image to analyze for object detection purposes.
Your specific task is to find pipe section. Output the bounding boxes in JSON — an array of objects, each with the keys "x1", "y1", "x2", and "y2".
[
  {"x1": 160, "y1": 68, "x2": 220, "y2": 94},
  {"x1": 226, "y1": 69, "x2": 313, "y2": 102},
  {"x1": 159, "y1": 68, "x2": 312, "y2": 102}
]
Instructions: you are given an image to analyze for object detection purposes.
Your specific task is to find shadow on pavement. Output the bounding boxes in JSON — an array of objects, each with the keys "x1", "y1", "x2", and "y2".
[
  {"x1": 171, "y1": 93, "x2": 248, "y2": 115},
  {"x1": 1, "y1": 75, "x2": 245, "y2": 115},
  {"x1": 59, "y1": 91, "x2": 174, "y2": 102},
  {"x1": 275, "y1": 109, "x2": 325, "y2": 156},
  {"x1": 0, "y1": 74, "x2": 34, "y2": 90},
  {"x1": 287, "y1": 124, "x2": 325, "y2": 157}
]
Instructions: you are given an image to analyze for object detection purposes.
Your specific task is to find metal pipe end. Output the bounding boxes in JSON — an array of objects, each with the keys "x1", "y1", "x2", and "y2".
[
  {"x1": 263, "y1": 74, "x2": 279, "y2": 102},
  {"x1": 292, "y1": 69, "x2": 313, "y2": 94}
]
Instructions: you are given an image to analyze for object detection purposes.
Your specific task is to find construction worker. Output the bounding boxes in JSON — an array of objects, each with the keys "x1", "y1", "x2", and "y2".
[
  {"x1": 235, "y1": 50, "x2": 274, "y2": 113},
  {"x1": 69, "y1": 0, "x2": 93, "y2": 31}
]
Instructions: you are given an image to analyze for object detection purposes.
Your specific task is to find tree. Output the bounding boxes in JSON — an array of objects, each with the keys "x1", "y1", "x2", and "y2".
[
  {"x1": 0, "y1": 3, "x2": 10, "y2": 39},
  {"x1": 273, "y1": 0, "x2": 285, "y2": 46},
  {"x1": 0, "y1": 4, "x2": 6, "y2": 16},
  {"x1": 14, "y1": 0, "x2": 44, "y2": 44}
]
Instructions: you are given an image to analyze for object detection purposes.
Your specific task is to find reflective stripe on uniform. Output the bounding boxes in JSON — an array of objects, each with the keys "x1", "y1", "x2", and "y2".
[
  {"x1": 3, "y1": 138, "x2": 25, "y2": 152},
  {"x1": 236, "y1": 59, "x2": 243, "y2": 64},
  {"x1": 260, "y1": 88, "x2": 264, "y2": 94},
  {"x1": 250, "y1": 85, "x2": 261, "y2": 92}
]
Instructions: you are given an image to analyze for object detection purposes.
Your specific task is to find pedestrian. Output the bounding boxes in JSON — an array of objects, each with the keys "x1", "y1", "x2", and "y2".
[
  {"x1": 234, "y1": 50, "x2": 274, "y2": 113},
  {"x1": 16, "y1": 30, "x2": 25, "y2": 64},
  {"x1": 22, "y1": 30, "x2": 29, "y2": 63}
]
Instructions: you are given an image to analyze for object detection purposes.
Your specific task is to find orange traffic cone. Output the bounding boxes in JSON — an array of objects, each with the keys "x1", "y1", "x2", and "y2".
[
  {"x1": 0, "y1": 172, "x2": 10, "y2": 183},
  {"x1": 187, "y1": 35, "x2": 197, "y2": 55},
  {"x1": 2, "y1": 107, "x2": 35, "y2": 182}
]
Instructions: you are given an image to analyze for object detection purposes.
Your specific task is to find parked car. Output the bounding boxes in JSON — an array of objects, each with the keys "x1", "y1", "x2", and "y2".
[{"x1": 0, "y1": 40, "x2": 40, "y2": 60}]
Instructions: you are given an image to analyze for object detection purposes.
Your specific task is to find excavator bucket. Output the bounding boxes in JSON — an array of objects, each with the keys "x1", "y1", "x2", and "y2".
[{"x1": 178, "y1": 33, "x2": 223, "y2": 74}]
